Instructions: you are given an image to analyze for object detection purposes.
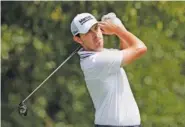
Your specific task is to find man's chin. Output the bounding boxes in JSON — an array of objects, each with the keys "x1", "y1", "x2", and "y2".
[
  {"x1": 95, "y1": 46, "x2": 103, "y2": 52},
  {"x1": 92, "y1": 42, "x2": 104, "y2": 51}
]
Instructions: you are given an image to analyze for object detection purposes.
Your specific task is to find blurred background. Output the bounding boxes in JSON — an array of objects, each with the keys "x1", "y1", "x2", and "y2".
[{"x1": 1, "y1": 1, "x2": 185, "y2": 127}]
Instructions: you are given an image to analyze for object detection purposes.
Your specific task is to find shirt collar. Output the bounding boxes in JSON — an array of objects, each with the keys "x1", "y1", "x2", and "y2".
[{"x1": 78, "y1": 48, "x2": 96, "y2": 61}]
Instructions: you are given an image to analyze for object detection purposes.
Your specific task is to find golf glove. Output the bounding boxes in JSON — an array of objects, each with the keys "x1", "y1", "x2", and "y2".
[{"x1": 101, "y1": 12, "x2": 123, "y2": 27}]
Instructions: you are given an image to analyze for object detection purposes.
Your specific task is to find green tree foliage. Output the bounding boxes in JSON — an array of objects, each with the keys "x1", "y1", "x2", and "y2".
[{"x1": 1, "y1": 1, "x2": 185, "y2": 127}]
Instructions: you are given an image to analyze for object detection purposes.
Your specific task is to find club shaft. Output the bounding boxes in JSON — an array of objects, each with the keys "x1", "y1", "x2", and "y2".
[{"x1": 22, "y1": 46, "x2": 81, "y2": 103}]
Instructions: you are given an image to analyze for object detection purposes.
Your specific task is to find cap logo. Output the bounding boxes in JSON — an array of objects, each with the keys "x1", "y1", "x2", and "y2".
[
  {"x1": 79, "y1": 16, "x2": 93, "y2": 25},
  {"x1": 73, "y1": 30, "x2": 78, "y2": 35}
]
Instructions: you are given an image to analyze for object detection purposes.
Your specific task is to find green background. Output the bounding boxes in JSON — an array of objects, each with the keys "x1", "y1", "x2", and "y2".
[{"x1": 1, "y1": 1, "x2": 185, "y2": 127}]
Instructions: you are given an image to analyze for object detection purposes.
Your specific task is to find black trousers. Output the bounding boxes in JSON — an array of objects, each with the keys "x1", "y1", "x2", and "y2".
[{"x1": 95, "y1": 125, "x2": 141, "y2": 127}]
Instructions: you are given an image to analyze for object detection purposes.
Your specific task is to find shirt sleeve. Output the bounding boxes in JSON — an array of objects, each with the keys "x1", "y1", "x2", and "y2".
[{"x1": 93, "y1": 49, "x2": 123, "y2": 76}]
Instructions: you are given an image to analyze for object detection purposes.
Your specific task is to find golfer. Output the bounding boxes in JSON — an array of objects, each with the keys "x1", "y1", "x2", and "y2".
[{"x1": 71, "y1": 13, "x2": 147, "y2": 127}]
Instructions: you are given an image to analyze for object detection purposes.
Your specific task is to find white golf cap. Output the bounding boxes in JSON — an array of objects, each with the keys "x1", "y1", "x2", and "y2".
[{"x1": 71, "y1": 13, "x2": 98, "y2": 36}]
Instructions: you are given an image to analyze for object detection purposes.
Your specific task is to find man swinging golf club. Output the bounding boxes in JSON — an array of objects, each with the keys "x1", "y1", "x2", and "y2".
[{"x1": 71, "y1": 12, "x2": 147, "y2": 127}]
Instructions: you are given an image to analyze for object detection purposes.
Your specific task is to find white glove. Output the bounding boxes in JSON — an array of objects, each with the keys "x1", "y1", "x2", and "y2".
[{"x1": 101, "y1": 12, "x2": 123, "y2": 27}]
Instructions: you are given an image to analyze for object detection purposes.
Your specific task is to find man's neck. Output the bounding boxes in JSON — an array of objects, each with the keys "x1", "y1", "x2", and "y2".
[{"x1": 83, "y1": 47, "x2": 103, "y2": 52}]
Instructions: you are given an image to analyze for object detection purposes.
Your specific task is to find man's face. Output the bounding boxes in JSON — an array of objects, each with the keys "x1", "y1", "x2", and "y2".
[{"x1": 78, "y1": 23, "x2": 104, "y2": 51}]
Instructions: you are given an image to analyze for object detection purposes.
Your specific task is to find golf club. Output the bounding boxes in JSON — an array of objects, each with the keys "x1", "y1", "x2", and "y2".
[{"x1": 18, "y1": 45, "x2": 81, "y2": 116}]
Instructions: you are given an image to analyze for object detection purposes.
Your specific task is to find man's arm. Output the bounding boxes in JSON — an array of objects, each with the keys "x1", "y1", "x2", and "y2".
[
  {"x1": 118, "y1": 27, "x2": 130, "y2": 49},
  {"x1": 99, "y1": 21, "x2": 147, "y2": 66},
  {"x1": 115, "y1": 28, "x2": 147, "y2": 66},
  {"x1": 114, "y1": 23, "x2": 130, "y2": 50},
  {"x1": 119, "y1": 34, "x2": 129, "y2": 49}
]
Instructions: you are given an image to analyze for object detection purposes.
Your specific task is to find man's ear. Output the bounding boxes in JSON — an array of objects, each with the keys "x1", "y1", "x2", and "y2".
[{"x1": 73, "y1": 36, "x2": 83, "y2": 44}]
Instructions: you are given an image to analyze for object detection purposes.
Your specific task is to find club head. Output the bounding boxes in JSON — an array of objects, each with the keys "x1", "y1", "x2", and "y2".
[{"x1": 18, "y1": 102, "x2": 28, "y2": 116}]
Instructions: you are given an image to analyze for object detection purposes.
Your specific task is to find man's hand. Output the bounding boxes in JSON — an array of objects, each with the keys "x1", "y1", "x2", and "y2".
[
  {"x1": 98, "y1": 21, "x2": 117, "y2": 35},
  {"x1": 98, "y1": 21, "x2": 126, "y2": 35}
]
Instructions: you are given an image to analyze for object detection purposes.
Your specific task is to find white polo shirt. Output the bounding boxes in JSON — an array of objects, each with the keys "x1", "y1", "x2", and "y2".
[{"x1": 78, "y1": 48, "x2": 141, "y2": 126}]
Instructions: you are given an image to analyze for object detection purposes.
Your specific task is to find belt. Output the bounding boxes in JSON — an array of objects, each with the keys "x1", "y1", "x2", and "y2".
[{"x1": 95, "y1": 125, "x2": 141, "y2": 127}]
